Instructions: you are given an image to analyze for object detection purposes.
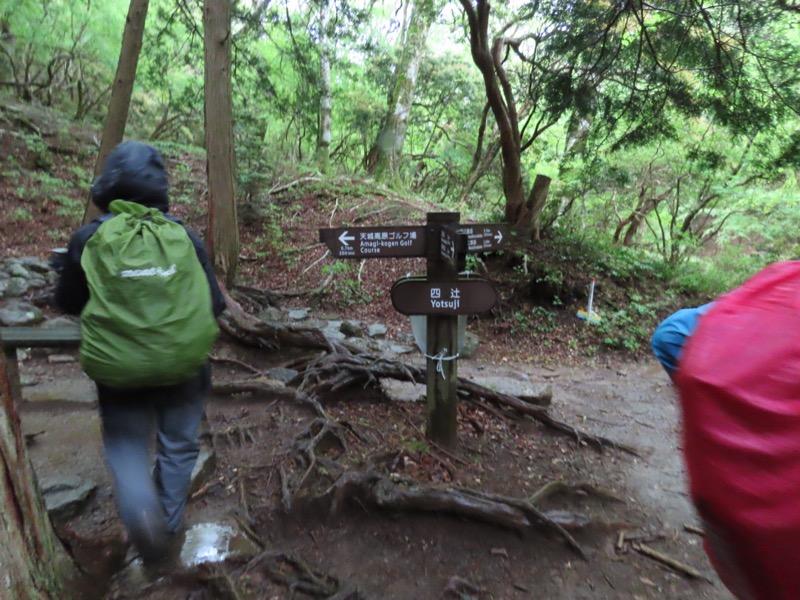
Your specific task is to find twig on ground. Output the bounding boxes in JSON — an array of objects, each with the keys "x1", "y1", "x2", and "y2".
[
  {"x1": 632, "y1": 543, "x2": 709, "y2": 581},
  {"x1": 210, "y1": 355, "x2": 263, "y2": 375},
  {"x1": 191, "y1": 480, "x2": 222, "y2": 500},
  {"x1": 684, "y1": 523, "x2": 705, "y2": 536}
]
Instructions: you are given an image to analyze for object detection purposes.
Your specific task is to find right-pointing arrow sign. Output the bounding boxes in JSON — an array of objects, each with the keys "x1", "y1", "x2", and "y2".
[{"x1": 457, "y1": 224, "x2": 509, "y2": 253}]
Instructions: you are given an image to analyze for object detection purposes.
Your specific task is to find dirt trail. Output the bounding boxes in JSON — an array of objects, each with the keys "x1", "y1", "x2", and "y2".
[{"x1": 17, "y1": 352, "x2": 735, "y2": 599}]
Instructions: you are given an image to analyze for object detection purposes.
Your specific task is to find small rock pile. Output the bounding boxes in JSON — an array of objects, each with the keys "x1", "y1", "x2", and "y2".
[{"x1": 0, "y1": 256, "x2": 56, "y2": 326}]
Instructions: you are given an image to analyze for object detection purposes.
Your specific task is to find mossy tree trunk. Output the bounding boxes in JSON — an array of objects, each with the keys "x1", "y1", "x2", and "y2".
[
  {"x1": 1, "y1": 355, "x2": 82, "y2": 599},
  {"x1": 204, "y1": 0, "x2": 240, "y2": 286},
  {"x1": 365, "y1": 0, "x2": 438, "y2": 179},
  {"x1": 316, "y1": 0, "x2": 333, "y2": 172}
]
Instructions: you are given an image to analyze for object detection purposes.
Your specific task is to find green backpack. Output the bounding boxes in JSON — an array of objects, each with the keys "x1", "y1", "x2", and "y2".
[{"x1": 79, "y1": 200, "x2": 218, "y2": 388}]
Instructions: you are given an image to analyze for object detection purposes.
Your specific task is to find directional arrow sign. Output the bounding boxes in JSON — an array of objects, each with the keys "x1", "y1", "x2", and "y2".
[
  {"x1": 319, "y1": 226, "x2": 427, "y2": 258},
  {"x1": 391, "y1": 277, "x2": 499, "y2": 315},
  {"x1": 338, "y1": 230, "x2": 355, "y2": 246},
  {"x1": 440, "y1": 225, "x2": 467, "y2": 264},
  {"x1": 456, "y1": 224, "x2": 509, "y2": 253}
]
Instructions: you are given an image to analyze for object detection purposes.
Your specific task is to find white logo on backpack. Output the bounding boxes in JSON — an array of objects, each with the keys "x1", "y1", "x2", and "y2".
[{"x1": 119, "y1": 264, "x2": 177, "y2": 278}]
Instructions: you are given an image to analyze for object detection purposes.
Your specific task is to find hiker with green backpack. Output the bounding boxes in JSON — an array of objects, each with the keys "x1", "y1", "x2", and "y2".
[{"x1": 55, "y1": 141, "x2": 226, "y2": 569}]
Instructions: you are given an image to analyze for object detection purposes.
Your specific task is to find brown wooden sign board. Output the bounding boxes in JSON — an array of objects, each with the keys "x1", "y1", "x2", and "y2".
[
  {"x1": 440, "y1": 225, "x2": 467, "y2": 263},
  {"x1": 457, "y1": 224, "x2": 508, "y2": 252},
  {"x1": 319, "y1": 226, "x2": 427, "y2": 258},
  {"x1": 391, "y1": 277, "x2": 498, "y2": 315}
]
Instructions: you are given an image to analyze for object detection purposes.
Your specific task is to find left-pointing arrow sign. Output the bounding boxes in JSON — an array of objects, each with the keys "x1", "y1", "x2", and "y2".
[{"x1": 319, "y1": 226, "x2": 428, "y2": 258}]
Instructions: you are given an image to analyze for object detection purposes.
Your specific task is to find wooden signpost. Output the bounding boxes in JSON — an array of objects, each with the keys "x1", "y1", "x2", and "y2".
[{"x1": 319, "y1": 213, "x2": 508, "y2": 447}]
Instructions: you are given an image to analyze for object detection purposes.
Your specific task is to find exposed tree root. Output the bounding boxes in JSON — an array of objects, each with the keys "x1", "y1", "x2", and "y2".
[
  {"x1": 291, "y1": 418, "x2": 349, "y2": 493},
  {"x1": 213, "y1": 379, "x2": 298, "y2": 402},
  {"x1": 238, "y1": 550, "x2": 364, "y2": 599},
  {"x1": 289, "y1": 352, "x2": 640, "y2": 456},
  {"x1": 218, "y1": 286, "x2": 338, "y2": 353},
  {"x1": 324, "y1": 471, "x2": 590, "y2": 559}
]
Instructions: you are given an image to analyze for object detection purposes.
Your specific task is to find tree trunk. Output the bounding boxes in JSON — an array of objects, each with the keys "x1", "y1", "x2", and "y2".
[
  {"x1": 315, "y1": 0, "x2": 332, "y2": 172},
  {"x1": 82, "y1": 0, "x2": 149, "y2": 225},
  {"x1": 457, "y1": 104, "x2": 500, "y2": 205},
  {"x1": 526, "y1": 174, "x2": 552, "y2": 241},
  {"x1": 459, "y1": 0, "x2": 527, "y2": 229},
  {"x1": 366, "y1": 0, "x2": 437, "y2": 179},
  {"x1": 204, "y1": 0, "x2": 240, "y2": 286},
  {"x1": 1, "y1": 355, "x2": 82, "y2": 598},
  {"x1": 613, "y1": 184, "x2": 674, "y2": 247}
]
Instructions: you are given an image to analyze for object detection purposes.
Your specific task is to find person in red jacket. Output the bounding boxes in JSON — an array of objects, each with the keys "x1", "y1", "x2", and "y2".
[{"x1": 653, "y1": 261, "x2": 800, "y2": 600}]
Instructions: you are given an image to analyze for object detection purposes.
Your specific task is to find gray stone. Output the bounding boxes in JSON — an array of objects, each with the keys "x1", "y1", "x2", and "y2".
[
  {"x1": 0, "y1": 279, "x2": 8, "y2": 298},
  {"x1": 41, "y1": 475, "x2": 96, "y2": 521},
  {"x1": 325, "y1": 320, "x2": 343, "y2": 332},
  {"x1": 366, "y1": 323, "x2": 388, "y2": 338},
  {"x1": 0, "y1": 300, "x2": 44, "y2": 326},
  {"x1": 302, "y1": 318, "x2": 328, "y2": 330},
  {"x1": 265, "y1": 367, "x2": 299, "y2": 384},
  {"x1": 40, "y1": 316, "x2": 79, "y2": 329},
  {"x1": 346, "y1": 337, "x2": 382, "y2": 354},
  {"x1": 4, "y1": 277, "x2": 29, "y2": 297},
  {"x1": 324, "y1": 330, "x2": 346, "y2": 342},
  {"x1": 27, "y1": 274, "x2": 48, "y2": 289},
  {"x1": 258, "y1": 306, "x2": 285, "y2": 322},
  {"x1": 396, "y1": 332, "x2": 415, "y2": 345},
  {"x1": 287, "y1": 309, "x2": 309, "y2": 321},
  {"x1": 380, "y1": 378, "x2": 425, "y2": 403},
  {"x1": 7, "y1": 262, "x2": 30, "y2": 278},
  {"x1": 16, "y1": 256, "x2": 51, "y2": 274},
  {"x1": 20, "y1": 374, "x2": 39, "y2": 387},
  {"x1": 459, "y1": 331, "x2": 480, "y2": 358},
  {"x1": 340, "y1": 320, "x2": 364, "y2": 337},
  {"x1": 471, "y1": 375, "x2": 552, "y2": 407},
  {"x1": 388, "y1": 344, "x2": 414, "y2": 355}
]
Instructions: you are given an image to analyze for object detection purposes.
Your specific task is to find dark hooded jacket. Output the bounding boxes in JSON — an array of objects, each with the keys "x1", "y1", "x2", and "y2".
[{"x1": 55, "y1": 141, "x2": 225, "y2": 319}]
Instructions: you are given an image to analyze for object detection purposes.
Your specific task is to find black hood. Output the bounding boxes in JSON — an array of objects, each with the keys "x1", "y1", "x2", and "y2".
[{"x1": 91, "y1": 141, "x2": 170, "y2": 213}]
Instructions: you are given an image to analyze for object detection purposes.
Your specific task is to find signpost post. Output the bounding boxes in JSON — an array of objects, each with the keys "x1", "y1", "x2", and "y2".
[
  {"x1": 319, "y1": 213, "x2": 507, "y2": 447},
  {"x1": 424, "y1": 213, "x2": 460, "y2": 447}
]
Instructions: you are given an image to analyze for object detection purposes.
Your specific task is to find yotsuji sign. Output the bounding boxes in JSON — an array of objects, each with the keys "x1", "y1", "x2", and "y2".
[
  {"x1": 391, "y1": 277, "x2": 499, "y2": 315},
  {"x1": 319, "y1": 226, "x2": 427, "y2": 258},
  {"x1": 318, "y1": 212, "x2": 503, "y2": 447}
]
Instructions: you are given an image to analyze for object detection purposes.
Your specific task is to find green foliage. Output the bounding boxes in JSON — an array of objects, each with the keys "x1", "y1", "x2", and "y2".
[
  {"x1": 671, "y1": 248, "x2": 770, "y2": 298},
  {"x1": 320, "y1": 261, "x2": 372, "y2": 307},
  {"x1": 511, "y1": 306, "x2": 557, "y2": 335},
  {"x1": 2, "y1": 0, "x2": 126, "y2": 120},
  {"x1": 597, "y1": 295, "x2": 660, "y2": 353},
  {"x1": 401, "y1": 437, "x2": 430, "y2": 455},
  {"x1": 542, "y1": 228, "x2": 672, "y2": 285},
  {"x1": 2, "y1": 0, "x2": 798, "y2": 306},
  {"x1": 21, "y1": 133, "x2": 52, "y2": 169},
  {"x1": 9, "y1": 207, "x2": 33, "y2": 222}
]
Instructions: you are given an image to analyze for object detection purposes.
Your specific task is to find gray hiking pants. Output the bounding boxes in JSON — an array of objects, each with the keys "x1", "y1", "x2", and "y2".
[{"x1": 97, "y1": 370, "x2": 206, "y2": 560}]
